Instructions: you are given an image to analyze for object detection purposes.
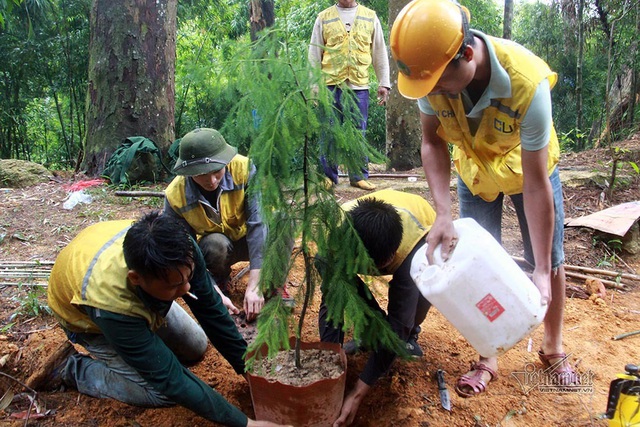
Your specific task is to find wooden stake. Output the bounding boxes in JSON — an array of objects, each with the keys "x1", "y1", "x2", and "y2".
[{"x1": 512, "y1": 256, "x2": 637, "y2": 283}]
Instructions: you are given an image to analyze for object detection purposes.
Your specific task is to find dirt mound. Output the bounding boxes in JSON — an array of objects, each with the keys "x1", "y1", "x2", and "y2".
[{"x1": 1, "y1": 138, "x2": 640, "y2": 426}]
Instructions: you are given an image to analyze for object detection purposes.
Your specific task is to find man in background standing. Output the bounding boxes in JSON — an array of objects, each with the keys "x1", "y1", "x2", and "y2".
[{"x1": 308, "y1": 0, "x2": 390, "y2": 191}]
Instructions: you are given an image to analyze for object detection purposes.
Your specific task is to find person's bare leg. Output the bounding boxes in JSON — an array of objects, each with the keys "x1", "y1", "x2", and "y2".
[{"x1": 541, "y1": 265, "x2": 565, "y2": 355}]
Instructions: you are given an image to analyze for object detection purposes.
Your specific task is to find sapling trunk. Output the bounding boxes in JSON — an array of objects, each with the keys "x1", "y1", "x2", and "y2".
[{"x1": 228, "y1": 21, "x2": 407, "y2": 374}]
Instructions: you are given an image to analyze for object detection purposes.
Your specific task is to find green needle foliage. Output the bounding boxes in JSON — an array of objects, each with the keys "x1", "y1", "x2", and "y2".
[{"x1": 223, "y1": 14, "x2": 404, "y2": 370}]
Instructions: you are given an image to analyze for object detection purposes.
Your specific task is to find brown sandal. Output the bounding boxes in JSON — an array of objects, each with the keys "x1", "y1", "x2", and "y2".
[
  {"x1": 538, "y1": 350, "x2": 580, "y2": 386},
  {"x1": 454, "y1": 362, "x2": 497, "y2": 398}
]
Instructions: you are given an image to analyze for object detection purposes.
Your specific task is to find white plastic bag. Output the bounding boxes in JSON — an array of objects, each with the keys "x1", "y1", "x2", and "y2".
[{"x1": 63, "y1": 190, "x2": 93, "y2": 210}]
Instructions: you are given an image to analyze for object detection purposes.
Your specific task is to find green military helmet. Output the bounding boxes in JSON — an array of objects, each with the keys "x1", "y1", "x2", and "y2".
[{"x1": 173, "y1": 128, "x2": 238, "y2": 176}]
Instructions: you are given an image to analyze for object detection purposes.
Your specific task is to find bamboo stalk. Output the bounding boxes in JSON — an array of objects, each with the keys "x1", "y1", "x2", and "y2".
[
  {"x1": 0, "y1": 282, "x2": 47, "y2": 287},
  {"x1": 0, "y1": 271, "x2": 50, "y2": 278},
  {"x1": 115, "y1": 190, "x2": 165, "y2": 197},
  {"x1": 564, "y1": 264, "x2": 640, "y2": 283},
  {"x1": 564, "y1": 270, "x2": 626, "y2": 290},
  {"x1": 512, "y1": 256, "x2": 638, "y2": 283}
]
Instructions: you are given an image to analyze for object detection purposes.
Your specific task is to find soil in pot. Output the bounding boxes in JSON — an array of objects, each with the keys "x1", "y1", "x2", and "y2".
[{"x1": 247, "y1": 341, "x2": 347, "y2": 427}]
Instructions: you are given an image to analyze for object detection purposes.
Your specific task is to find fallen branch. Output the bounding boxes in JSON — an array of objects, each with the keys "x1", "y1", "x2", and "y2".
[
  {"x1": 0, "y1": 371, "x2": 37, "y2": 397},
  {"x1": 0, "y1": 372, "x2": 40, "y2": 427},
  {"x1": 512, "y1": 256, "x2": 630, "y2": 290},
  {"x1": 0, "y1": 271, "x2": 50, "y2": 279},
  {"x1": 115, "y1": 190, "x2": 164, "y2": 198},
  {"x1": 22, "y1": 325, "x2": 55, "y2": 335},
  {"x1": 338, "y1": 173, "x2": 420, "y2": 179},
  {"x1": 613, "y1": 330, "x2": 640, "y2": 341},
  {"x1": 563, "y1": 264, "x2": 640, "y2": 283},
  {"x1": 0, "y1": 261, "x2": 54, "y2": 268},
  {"x1": 564, "y1": 271, "x2": 626, "y2": 290},
  {"x1": 0, "y1": 283, "x2": 47, "y2": 287},
  {"x1": 565, "y1": 283, "x2": 590, "y2": 299}
]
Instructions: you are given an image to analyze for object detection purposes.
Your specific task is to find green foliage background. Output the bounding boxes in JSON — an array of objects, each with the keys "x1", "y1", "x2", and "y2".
[
  {"x1": 0, "y1": 0, "x2": 638, "y2": 168},
  {"x1": 218, "y1": 20, "x2": 405, "y2": 363}
]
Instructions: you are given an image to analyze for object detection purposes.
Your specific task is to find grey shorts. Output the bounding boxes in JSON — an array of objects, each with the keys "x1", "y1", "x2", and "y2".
[{"x1": 457, "y1": 167, "x2": 565, "y2": 268}]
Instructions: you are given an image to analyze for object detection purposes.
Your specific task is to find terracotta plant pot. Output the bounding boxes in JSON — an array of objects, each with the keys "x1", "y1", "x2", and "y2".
[{"x1": 247, "y1": 338, "x2": 347, "y2": 427}]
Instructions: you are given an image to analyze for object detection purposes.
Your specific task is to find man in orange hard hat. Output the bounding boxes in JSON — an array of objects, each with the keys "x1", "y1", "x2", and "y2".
[{"x1": 390, "y1": 0, "x2": 579, "y2": 399}]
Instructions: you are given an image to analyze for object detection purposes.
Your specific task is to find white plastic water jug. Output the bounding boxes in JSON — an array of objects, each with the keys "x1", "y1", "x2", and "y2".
[{"x1": 410, "y1": 218, "x2": 548, "y2": 357}]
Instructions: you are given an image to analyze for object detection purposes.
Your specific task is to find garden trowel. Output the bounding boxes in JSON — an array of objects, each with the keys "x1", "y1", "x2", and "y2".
[{"x1": 436, "y1": 369, "x2": 451, "y2": 411}]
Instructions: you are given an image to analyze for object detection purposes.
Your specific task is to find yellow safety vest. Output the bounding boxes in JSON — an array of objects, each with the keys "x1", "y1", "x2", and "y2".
[
  {"x1": 47, "y1": 220, "x2": 165, "y2": 333},
  {"x1": 342, "y1": 189, "x2": 436, "y2": 273},
  {"x1": 427, "y1": 36, "x2": 560, "y2": 202},
  {"x1": 164, "y1": 155, "x2": 250, "y2": 241},
  {"x1": 319, "y1": 5, "x2": 376, "y2": 87}
]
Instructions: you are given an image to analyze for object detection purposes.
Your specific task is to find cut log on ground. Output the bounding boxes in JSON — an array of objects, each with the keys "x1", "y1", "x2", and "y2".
[
  {"x1": 512, "y1": 256, "x2": 629, "y2": 290},
  {"x1": 115, "y1": 190, "x2": 164, "y2": 197},
  {"x1": 564, "y1": 271, "x2": 627, "y2": 290}
]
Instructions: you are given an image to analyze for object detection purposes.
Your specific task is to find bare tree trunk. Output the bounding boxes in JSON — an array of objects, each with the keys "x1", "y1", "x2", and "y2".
[
  {"x1": 249, "y1": 0, "x2": 274, "y2": 42},
  {"x1": 386, "y1": 0, "x2": 422, "y2": 171},
  {"x1": 503, "y1": 0, "x2": 513, "y2": 40},
  {"x1": 597, "y1": 5, "x2": 636, "y2": 149},
  {"x1": 628, "y1": 2, "x2": 639, "y2": 129},
  {"x1": 83, "y1": 0, "x2": 177, "y2": 177},
  {"x1": 576, "y1": 0, "x2": 585, "y2": 149}
]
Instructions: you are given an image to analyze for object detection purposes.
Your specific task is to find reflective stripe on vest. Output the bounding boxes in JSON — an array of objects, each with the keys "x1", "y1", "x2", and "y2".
[{"x1": 47, "y1": 220, "x2": 163, "y2": 333}]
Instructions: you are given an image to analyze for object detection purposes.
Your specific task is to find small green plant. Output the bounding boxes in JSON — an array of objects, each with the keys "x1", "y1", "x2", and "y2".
[
  {"x1": 558, "y1": 128, "x2": 588, "y2": 152},
  {"x1": 10, "y1": 285, "x2": 51, "y2": 320},
  {"x1": 224, "y1": 10, "x2": 402, "y2": 369},
  {"x1": 593, "y1": 236, "x2": 623, "y2": 268},
  {"x1": 0, "y1": 322, "x2": 15, "y2": 333},
  {"x1": 605, "y1": 146, "x2": 640, "y2": 197},
  {"x1": 77, "y1": 208, "x2": 115, "y2": 222},
  {"x1": 52, "y1": 224, "x2": 77, "y2": 235}
]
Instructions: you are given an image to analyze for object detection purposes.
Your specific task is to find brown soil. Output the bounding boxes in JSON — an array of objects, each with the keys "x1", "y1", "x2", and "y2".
[
  {"x1": 251, "y1": 349, "x2": 344, "y2": 386},
  {"x1": 1, "y1": 135, "x2": 640, "y2": 426}
]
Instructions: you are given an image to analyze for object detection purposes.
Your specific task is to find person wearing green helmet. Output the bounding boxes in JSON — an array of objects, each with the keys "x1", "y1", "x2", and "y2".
[{"x1": 163, "y1": 128, "x2": 292, "y2": 322}]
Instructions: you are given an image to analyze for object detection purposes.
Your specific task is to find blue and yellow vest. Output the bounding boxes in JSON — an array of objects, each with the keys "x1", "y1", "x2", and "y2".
[
  {"x1": 342, "y1": 189, "x2": 436, "y2": 273},
  {"x1": 165, "y1": 155, "x2": 250, "y2": 241},
  {"x1": 427, "y1": 36, "x2": 560, "y2": 202},
  {"x1": 47, "y1": 220, "x2": 165, "y2": 333},
  {"x1": 320, "y1": 5, "x2": 376, "y2": 87}
]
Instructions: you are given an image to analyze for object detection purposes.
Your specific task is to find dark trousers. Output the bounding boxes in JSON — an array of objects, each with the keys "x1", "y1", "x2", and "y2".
[
  {"x1": 198, "y1": 233, "x2": 249, "y2": 290},
  {"x1": 320, "y1": 86, "x2": 370, "y2": 184},
  {"x1": 318, "y1": 239, "x2": 431, "y2": 345}
]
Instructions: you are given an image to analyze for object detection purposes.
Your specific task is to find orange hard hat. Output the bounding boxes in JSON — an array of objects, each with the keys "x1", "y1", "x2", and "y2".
[{"x1": 390, "y1": 0, "x2": 471, "y2": 99}]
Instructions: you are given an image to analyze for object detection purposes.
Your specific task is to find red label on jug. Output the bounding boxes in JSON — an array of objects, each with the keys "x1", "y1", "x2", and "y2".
[{"x1": 476, "y1": 294, "x2": 505, "y2": 322}]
